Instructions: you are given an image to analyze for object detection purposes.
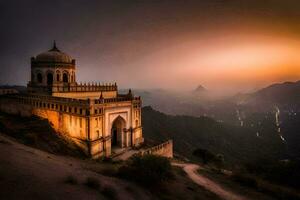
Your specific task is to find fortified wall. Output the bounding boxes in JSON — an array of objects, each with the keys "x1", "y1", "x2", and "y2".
[
  {"x1": 0, "y1": 93, "x2": 143, "y2": 158},
  {"x1": 140, "y1": 140, "x2": 173, "y2": 158}
]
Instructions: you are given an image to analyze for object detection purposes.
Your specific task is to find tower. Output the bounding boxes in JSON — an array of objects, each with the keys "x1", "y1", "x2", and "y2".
[{"x1": 28, "y1": 41, "x2": 76, "y2": 94}]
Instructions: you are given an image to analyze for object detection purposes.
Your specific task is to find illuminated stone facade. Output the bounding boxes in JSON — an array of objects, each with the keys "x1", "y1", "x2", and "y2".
[{"x1": 0, "y1": 42, "x2": 143, "y2": 158}]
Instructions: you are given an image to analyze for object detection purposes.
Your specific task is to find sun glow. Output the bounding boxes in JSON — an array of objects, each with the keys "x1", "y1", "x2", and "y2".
[{"x1": 168, "y1": 36, "x2": 300, "y2": 91}]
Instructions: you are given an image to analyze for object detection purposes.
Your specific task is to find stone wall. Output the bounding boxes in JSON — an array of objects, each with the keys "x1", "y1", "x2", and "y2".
[
  {"x1": 0, "y1": 94, "x2": 143, "y2": 159},
  {"x1": 0, "y1": 96, "x2": 91, "y2": 155},
  {"x1": 140, "y1": 140, "x2": 173, "y2": 158}
]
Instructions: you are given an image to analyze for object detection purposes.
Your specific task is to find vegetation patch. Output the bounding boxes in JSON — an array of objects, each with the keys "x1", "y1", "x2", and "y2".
[
  {"x1": 193, "y1": 148, "x2": 224, "y2": 167},
  {"x1": 101, "y1": 186, "x2": 117, "y2": 200},
  {"x1": 84, "y1": 177, "x2": 101, "y2": 189},
  {"x1": 244, "y1": 158, "x2": 300, "y2": 189},
  {"x1": 64, "y1": 175, "x2": 78, "y2": 185},
  {"x1": 118, "y1": 154, "x2": 173, "y2": 186},
  {"x1": 231, "y1": 173, "x2": 258, "y2": 188}
]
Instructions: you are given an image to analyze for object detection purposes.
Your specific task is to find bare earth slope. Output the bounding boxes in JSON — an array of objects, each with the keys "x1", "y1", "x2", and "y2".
[{"x1": 0, "y1": 134, "x2": 153, "y2": 200}]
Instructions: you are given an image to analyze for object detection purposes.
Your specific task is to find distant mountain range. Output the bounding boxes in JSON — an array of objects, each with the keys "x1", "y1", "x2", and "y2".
[
  {"x1": 139, "y1": 80, "x2": 300, "y2": 162},
  {"x1": 234, "y1": 80, "x2": 300, "y2": 111}
]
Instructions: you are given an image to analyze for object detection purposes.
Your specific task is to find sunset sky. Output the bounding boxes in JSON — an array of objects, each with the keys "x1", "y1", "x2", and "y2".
[{"x1": 1, "y1": 0, "x2": 300, "y2": 93}]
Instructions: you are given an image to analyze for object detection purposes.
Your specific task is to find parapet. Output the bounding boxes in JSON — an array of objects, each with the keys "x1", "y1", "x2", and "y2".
[{"x1": 52, "y1": 82, "x2": 117, "y2": 93}]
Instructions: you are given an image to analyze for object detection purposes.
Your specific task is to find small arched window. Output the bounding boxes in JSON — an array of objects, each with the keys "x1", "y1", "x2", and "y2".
[
  {"x1": 37, "y1": 73, "x2": 43, "y2": 83},
  {"x1": 47, "y1": 73, "x2": 53, "y2": 85},
  {"x1": 135, "y1": 120, "x2": 139, "y2": 127},
  {"x1": 63, "y1": 73, "x2": 68, "y2": 83},
  {"x1": 56, "y1": 70, "x2": 61, "y2": 82}
]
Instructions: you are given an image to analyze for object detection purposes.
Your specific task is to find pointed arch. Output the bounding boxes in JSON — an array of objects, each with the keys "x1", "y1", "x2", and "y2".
[
  {"x1": 47, "y1": 73, "x2": 53, "y2": 85},
  {"x1": 111, "y1": 116, "x2": 126, "y2": 147},
  {"x1": 56, "y1": 70, "x2": 61, "y2": 82},
  {"x1": 63, "y1": 71, "x2": 69, "y2": 83}
]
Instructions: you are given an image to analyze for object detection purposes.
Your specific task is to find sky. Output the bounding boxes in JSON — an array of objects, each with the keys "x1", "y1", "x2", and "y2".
[{"x1": 1, "y1": 0, "x2": 300, "y2": 93}]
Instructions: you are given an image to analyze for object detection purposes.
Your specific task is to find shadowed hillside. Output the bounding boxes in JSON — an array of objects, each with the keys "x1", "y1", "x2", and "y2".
[{"x1": 142, "y1": 106, "x2": 286, "y2": 165}]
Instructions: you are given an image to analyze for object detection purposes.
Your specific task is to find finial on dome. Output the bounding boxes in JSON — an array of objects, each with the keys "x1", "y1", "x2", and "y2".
[{"x1": 49, "y1": 40, "x2": 60, "y2": 52}]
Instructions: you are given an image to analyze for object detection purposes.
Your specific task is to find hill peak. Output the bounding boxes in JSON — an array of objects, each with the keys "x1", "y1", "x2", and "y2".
[{"x1": 194, "y1": 85, "x2": 207, "y2": 93}]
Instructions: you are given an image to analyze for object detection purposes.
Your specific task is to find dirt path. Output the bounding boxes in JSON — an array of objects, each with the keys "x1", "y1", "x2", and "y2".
[{"x1": 172, "y1": 162, "x2": 249, "y2": 200}]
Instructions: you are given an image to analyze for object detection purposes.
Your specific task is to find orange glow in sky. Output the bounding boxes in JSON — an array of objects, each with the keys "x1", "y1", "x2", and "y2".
[{"x1": 123, "y1": 34, "x2": 300, "y2": 92}]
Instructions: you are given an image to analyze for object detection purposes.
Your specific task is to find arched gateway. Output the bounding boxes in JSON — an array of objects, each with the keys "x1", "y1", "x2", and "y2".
[{"x1": 111, "y1": 116, "x2": 126, "y2": 148}]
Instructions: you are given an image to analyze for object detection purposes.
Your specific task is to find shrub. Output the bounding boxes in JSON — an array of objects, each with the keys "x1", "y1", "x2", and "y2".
[
  {"x1": 193, "y1": 148, "x2": 224, "y2": 167},
  {"x1": 84, "y1": 177, "x2": 101, "y2": 189},
  {"x1": 101, "y1": 186, "x2": 117, "y2": 200},
  {"x1": 118, "y1": 154, "x2": 173, "y2": 186},
  {"x1": 64, "y1": 175, "x2": 78, "y2": 185},
  {"x1": 231, "y1": 173, "x2": 258, "y2": 188},
  {"x1": 245, "y1": 159, "x2": 300, "y2": 188}
]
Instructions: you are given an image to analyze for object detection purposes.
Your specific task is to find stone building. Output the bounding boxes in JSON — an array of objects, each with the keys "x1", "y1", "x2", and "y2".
[{"x1": 0, "y1": 42, "x2": 144, "y2": 158}]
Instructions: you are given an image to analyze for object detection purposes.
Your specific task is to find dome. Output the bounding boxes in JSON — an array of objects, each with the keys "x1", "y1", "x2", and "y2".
[{"x1": 35, "y1": 42, "x2": 73, "y2": 63}]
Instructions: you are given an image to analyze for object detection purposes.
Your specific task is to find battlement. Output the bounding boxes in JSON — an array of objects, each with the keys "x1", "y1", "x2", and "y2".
[
  {"x1": 94, "y1": 96, "x2": 141, "y2": 104},
  {"x1": 3, "y1": 94, "x2": 89, "y2": 105},
  {"x1": 28, "y1": 82, "x2": 117, "y2": 94},
  {"x1": 52, "y1": 82, "x2": 117, "y2": 93}
]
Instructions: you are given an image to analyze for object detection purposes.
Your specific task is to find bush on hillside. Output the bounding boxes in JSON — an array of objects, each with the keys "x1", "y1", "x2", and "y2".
[
  {"x1": 245, "y1": 159, "x2": 300, "y2": 188},
  {"x1": 84, "y1": 177, "x2": 101, "y2": 189},
  {"x1": 64, "y1": 175, "x2": 78, "y2": 185},
  {"x1": 193, "y1": 148, "x2": 224, "y2": 167},
  {"x1": 231, "y1": 173, "x2": 258, "y2": 188},
  {"x1": 118, "y1": 154, "x2": 173, "y2": 186}
]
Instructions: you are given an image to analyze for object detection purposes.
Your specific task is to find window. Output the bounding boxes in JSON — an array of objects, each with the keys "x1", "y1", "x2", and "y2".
[
  {"x1": 95, "y1": 118, "x2": 98, "y2": 127},
  {"x1": 63, "y1": 73, "x2": 68, "y2": 83},
  {"x1": 47, "y1": 73, "x2": 53, "y2": 85},
  {"x1": 135, "y1": 120, "x2": 139, "y2": 127},
  {"x1": 37, "y1": 73, "x2": 42, "y2": 83},
  {"x1": 74, "y1": 107, "x2": 77, "y2": 113},
  {"x1": 79, "y1": 118, "x2": 82, "y2": 128},
  {"x1": 96, "y1": 130, "x2": 100, "y2": 138},
  {"x1": 79, "y1": 108, "x2": 82, "y2": 115},
  {"x1": 70, "y1": 116, "x2": 72, "y2": 126},
  {"x1": 95, "y1": 109, "x2": 98, "y2": 114}
]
